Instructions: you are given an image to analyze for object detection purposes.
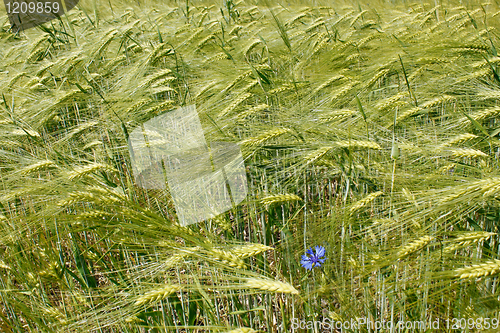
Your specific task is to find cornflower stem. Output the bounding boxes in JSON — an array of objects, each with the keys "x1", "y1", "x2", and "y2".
[
  {"x1": 319, "y1": 266, "x2": 346, "y2": 311},
  {"x1": 319, "y1": 266, "x2": 337, "y2": 287},
  {"x1": 300, "y1": 269, "x2": 312, "y2": 282}
]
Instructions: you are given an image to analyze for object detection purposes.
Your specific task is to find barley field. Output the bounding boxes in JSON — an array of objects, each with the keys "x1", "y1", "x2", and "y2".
[{"x1": 1, "y1": 0, "x2": 500, "y2": 332}]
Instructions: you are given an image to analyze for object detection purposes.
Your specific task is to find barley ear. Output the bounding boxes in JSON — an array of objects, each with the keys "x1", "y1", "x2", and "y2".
[
  {"x1": 397, "y1": 236, "x2": 434, "y2": 259},
  {"x1": 231, "y1": 243, "x2": 273, "y2": 258},
  {"x1": 455, "y1": 259, "x2": 500, "y2": 279},
  {"x1": 134, "y1": 284, "x2": 182, "y2": 306},
  {"x1": 244, "y1": 278, "x2": 299, "y2": 294}
]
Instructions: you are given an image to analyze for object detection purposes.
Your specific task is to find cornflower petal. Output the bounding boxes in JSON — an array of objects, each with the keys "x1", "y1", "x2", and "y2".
[{"x1": 315, "y1": 246, "x2": 326, "y2": 258}]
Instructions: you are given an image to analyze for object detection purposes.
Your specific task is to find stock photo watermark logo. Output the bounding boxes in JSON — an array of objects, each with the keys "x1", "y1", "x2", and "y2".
[
  {"x1": 291, "y1": 317, "x2": 443, "y2": 331},
  {"x1": 128, "y1": 105, "x2": 248, "y2": 226},
  {"x1": 4, "y1": 0, "x2": 79, "y2": 32}
]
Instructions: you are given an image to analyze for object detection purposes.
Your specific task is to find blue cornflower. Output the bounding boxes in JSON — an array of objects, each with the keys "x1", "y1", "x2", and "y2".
[{"x1": 300, "y1": 246, "x2": 327, "y2": 270}]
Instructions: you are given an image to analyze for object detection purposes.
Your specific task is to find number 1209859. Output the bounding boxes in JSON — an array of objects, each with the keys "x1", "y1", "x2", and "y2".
[{"x1": 5, "y1": 1, "x2": 60, "y2": 14}]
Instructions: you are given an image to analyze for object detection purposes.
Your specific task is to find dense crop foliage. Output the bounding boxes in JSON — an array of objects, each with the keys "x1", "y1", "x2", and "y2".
[{"x1": 1, "y1": 0, "x2": 500, "y2": 331}]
